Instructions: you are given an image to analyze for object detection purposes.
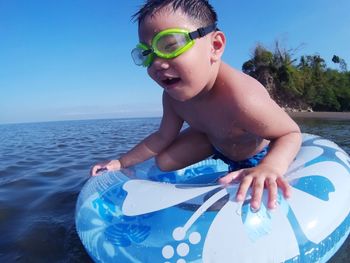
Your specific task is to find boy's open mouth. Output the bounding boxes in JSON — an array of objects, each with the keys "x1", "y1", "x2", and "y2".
[{"x1": 162, "y1": 77, "x2": 181, "y2": 86}]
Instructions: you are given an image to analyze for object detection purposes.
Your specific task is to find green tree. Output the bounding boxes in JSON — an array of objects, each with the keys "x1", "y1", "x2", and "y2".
[
  {"x1": 242, "y1": 43, "x2": 349, "y2": 112},
  {"x1": 332, "y1": 55, "x2": 348, "y2": 72},
  {"x1": 326, "y1": 69, "x2": 350, "y2": 110},
  {"x1": 242, "y1": 44, "x2": 274, "y2": 79}
]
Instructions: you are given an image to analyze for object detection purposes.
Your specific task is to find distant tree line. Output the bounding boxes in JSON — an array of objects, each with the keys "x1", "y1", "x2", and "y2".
[{"x1": 242, "y1": 43, "x2": 350, "y2": 111}]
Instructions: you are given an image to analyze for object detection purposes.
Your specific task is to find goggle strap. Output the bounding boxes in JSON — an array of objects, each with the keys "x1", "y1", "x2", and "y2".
[
  {"x1": 189, "y1": 24, "x2": 217, "y2": 40},
  {"x1": 142, "y1": 49, "x2": 153, "y2": 56}
]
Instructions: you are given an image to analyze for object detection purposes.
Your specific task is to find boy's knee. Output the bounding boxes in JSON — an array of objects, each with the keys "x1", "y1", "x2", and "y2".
[{"x1": 155, "y1": 154, "x2": 174, "y2": 172}]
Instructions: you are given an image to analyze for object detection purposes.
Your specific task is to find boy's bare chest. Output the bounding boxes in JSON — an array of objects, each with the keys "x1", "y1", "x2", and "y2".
[
  {"x1": 172, "y1": 98, "x2": 265, "y2": 160},
  {"x1": 175, "y1": 102, "x2": 245, "y2": 140},
  {"x1": 175, "y1": 104, "x2": 264, "y2": 161}
]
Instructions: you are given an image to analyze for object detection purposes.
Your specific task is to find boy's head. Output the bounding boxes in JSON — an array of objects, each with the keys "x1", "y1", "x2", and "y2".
[
  {"x1": 132, "y1": 0, "x2": 225, "y2": 101},
  {"x1": 133, "y1": 0, "x2": 218, "y2": 28}
]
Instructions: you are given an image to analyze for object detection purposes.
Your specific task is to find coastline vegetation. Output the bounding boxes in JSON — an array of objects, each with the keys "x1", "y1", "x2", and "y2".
[{"x1": 242, "y1": 43, "x2": 350, "y2": 112}]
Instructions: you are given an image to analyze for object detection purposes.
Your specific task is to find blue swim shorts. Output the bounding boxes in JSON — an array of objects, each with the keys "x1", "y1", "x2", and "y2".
[{"x1": 213, "y1": 146, "x2": 269, "y2": 172}]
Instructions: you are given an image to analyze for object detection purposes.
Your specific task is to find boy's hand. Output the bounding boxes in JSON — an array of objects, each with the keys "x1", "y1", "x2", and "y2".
[
  {"x1": 218, "y1": 164, "x2": 291, "y2": 210},
  {"x1": 90, "y1": 159, "x2": 122, "y2": 176}
]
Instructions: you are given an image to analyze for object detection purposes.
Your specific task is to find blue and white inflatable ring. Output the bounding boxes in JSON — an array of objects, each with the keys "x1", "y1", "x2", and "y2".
[{"x1": 76, "y1": 134, "x2": 350, "y2": 263}]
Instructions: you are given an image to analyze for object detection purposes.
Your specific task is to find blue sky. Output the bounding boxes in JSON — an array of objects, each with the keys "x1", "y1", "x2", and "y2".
[{"x1": 1, "y1": 0, "x2": 349, "y2": 124}]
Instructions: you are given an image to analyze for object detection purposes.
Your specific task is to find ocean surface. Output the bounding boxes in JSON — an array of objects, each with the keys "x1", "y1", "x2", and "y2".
[{"x1": 0, "y1": 117, "x2": 349, "y2": 262}]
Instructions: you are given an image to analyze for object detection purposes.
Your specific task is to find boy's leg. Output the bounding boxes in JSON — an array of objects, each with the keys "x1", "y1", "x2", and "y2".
[{"x1": 155, "y1": 128, "x2": 214, "y2": 171}]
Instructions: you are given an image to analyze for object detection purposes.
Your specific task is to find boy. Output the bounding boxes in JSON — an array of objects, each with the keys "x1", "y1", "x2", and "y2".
[{"x1": 91, "y1": 0, "x2": 301, "y2": 210}]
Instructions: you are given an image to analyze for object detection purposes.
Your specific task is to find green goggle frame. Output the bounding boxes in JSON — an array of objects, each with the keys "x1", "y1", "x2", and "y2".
[{"x1": 131, "y1": 24, "x2": 217, "y2": 67}]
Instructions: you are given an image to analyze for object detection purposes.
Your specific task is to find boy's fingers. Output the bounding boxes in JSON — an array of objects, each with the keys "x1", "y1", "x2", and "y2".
[
  {"x1": 90, "y1": 166, "x2": 97, "y2": 176},
  {"x1": 91, "y1": 166, "x2": 100, "y2": 176},
  {"x1": 277, "y1": 177, "x2": 291, "y2": 198},
  {"x1": 236, "y1": 176, "x2": 253, "y2": 202},
  {"x1": 251, "y1": 177, "x2": 265, "y2": 209},
  {"x1": 218, "y1": 170, "x2": 241, "y2": 185},
  {"x1": 96, "y1": 167, "x2": 108, "y2": 174},
  {"x1": 266, "y1": 178, "x2": 278, "y2": 209},
  {"x1": 90, "y1": 165, "x2": 106, "y2": 176}
]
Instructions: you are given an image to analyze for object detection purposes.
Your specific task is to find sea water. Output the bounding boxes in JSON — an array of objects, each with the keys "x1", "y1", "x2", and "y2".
[{"x1": 0, "y1": 117, "x2": 349, "y2": 262}]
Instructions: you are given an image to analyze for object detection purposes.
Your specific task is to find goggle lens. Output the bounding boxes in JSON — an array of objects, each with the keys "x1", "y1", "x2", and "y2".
[
  {"x1": 131, "y1": 47, "x2": 146, "y2": 66},
  {"x1": 131, "y1": 44, "x2": 153, "y2": 67},
  {"x1": 155, "y1": 32, "x2": 190, "y2": 56}
]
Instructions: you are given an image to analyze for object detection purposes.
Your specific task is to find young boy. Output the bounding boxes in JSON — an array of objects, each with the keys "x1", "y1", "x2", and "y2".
[{"x1": 91, "y1": 0, "x2": 302, "y2": 210}]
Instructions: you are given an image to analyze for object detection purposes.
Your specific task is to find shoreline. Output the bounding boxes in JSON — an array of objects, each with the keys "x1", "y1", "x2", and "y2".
[{"x1": 288, "y1": 111, "x2": 350, "y2": 120}]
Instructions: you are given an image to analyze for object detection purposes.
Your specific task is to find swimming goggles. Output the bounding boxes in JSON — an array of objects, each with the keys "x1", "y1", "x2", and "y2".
[{"x1": 131, "y1": 24, "x2": 217, "y2": 67}]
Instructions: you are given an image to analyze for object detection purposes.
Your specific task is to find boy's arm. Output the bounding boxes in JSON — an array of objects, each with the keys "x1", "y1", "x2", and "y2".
[
  {"x1": 91, "y1": 93, "x2": 183, "y2": 175},
  {"x1": 219, "y1": 73, "x2": 302, "y2": 209}
]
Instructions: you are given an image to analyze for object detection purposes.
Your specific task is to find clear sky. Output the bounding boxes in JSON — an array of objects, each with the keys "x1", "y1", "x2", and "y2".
[{"x1": 1, "y1": 0, "x2": 349, "y2": 124}]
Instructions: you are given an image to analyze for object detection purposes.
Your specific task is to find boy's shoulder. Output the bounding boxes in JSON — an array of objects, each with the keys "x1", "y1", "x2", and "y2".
[{"x1": 217, "y1": 63, "x2": 268, "y2": 98}]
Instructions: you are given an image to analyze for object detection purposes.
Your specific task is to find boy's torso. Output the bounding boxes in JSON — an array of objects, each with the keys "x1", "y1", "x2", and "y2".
[{"x1": 168, "y1": 65, "x2": 270, "y2": 161}]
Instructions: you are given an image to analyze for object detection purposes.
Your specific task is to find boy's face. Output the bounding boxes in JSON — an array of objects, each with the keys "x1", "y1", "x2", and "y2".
[{"x1": 139, "y1": 9, "x2": 216, "y2": 101}]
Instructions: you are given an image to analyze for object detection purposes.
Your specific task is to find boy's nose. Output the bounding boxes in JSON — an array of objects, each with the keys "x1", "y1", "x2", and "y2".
[{"x1": 151, "y1": 56, "x2": 170, "y2": 69}]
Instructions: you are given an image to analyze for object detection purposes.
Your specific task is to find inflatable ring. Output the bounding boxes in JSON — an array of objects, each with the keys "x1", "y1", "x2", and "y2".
[{"x1": 76, "y1": 134, "x2": 350, "y2": 262}]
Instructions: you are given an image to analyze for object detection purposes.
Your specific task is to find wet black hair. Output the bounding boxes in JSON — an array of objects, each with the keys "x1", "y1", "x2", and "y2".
[{"x1": 132, "y1": 0, "x2": 218, "y2": 27}]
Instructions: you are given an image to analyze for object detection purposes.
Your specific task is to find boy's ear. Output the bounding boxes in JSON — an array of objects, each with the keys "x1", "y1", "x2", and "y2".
[{"x1": 210, "y1": 31, "x2": 226, "y2": 62}]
